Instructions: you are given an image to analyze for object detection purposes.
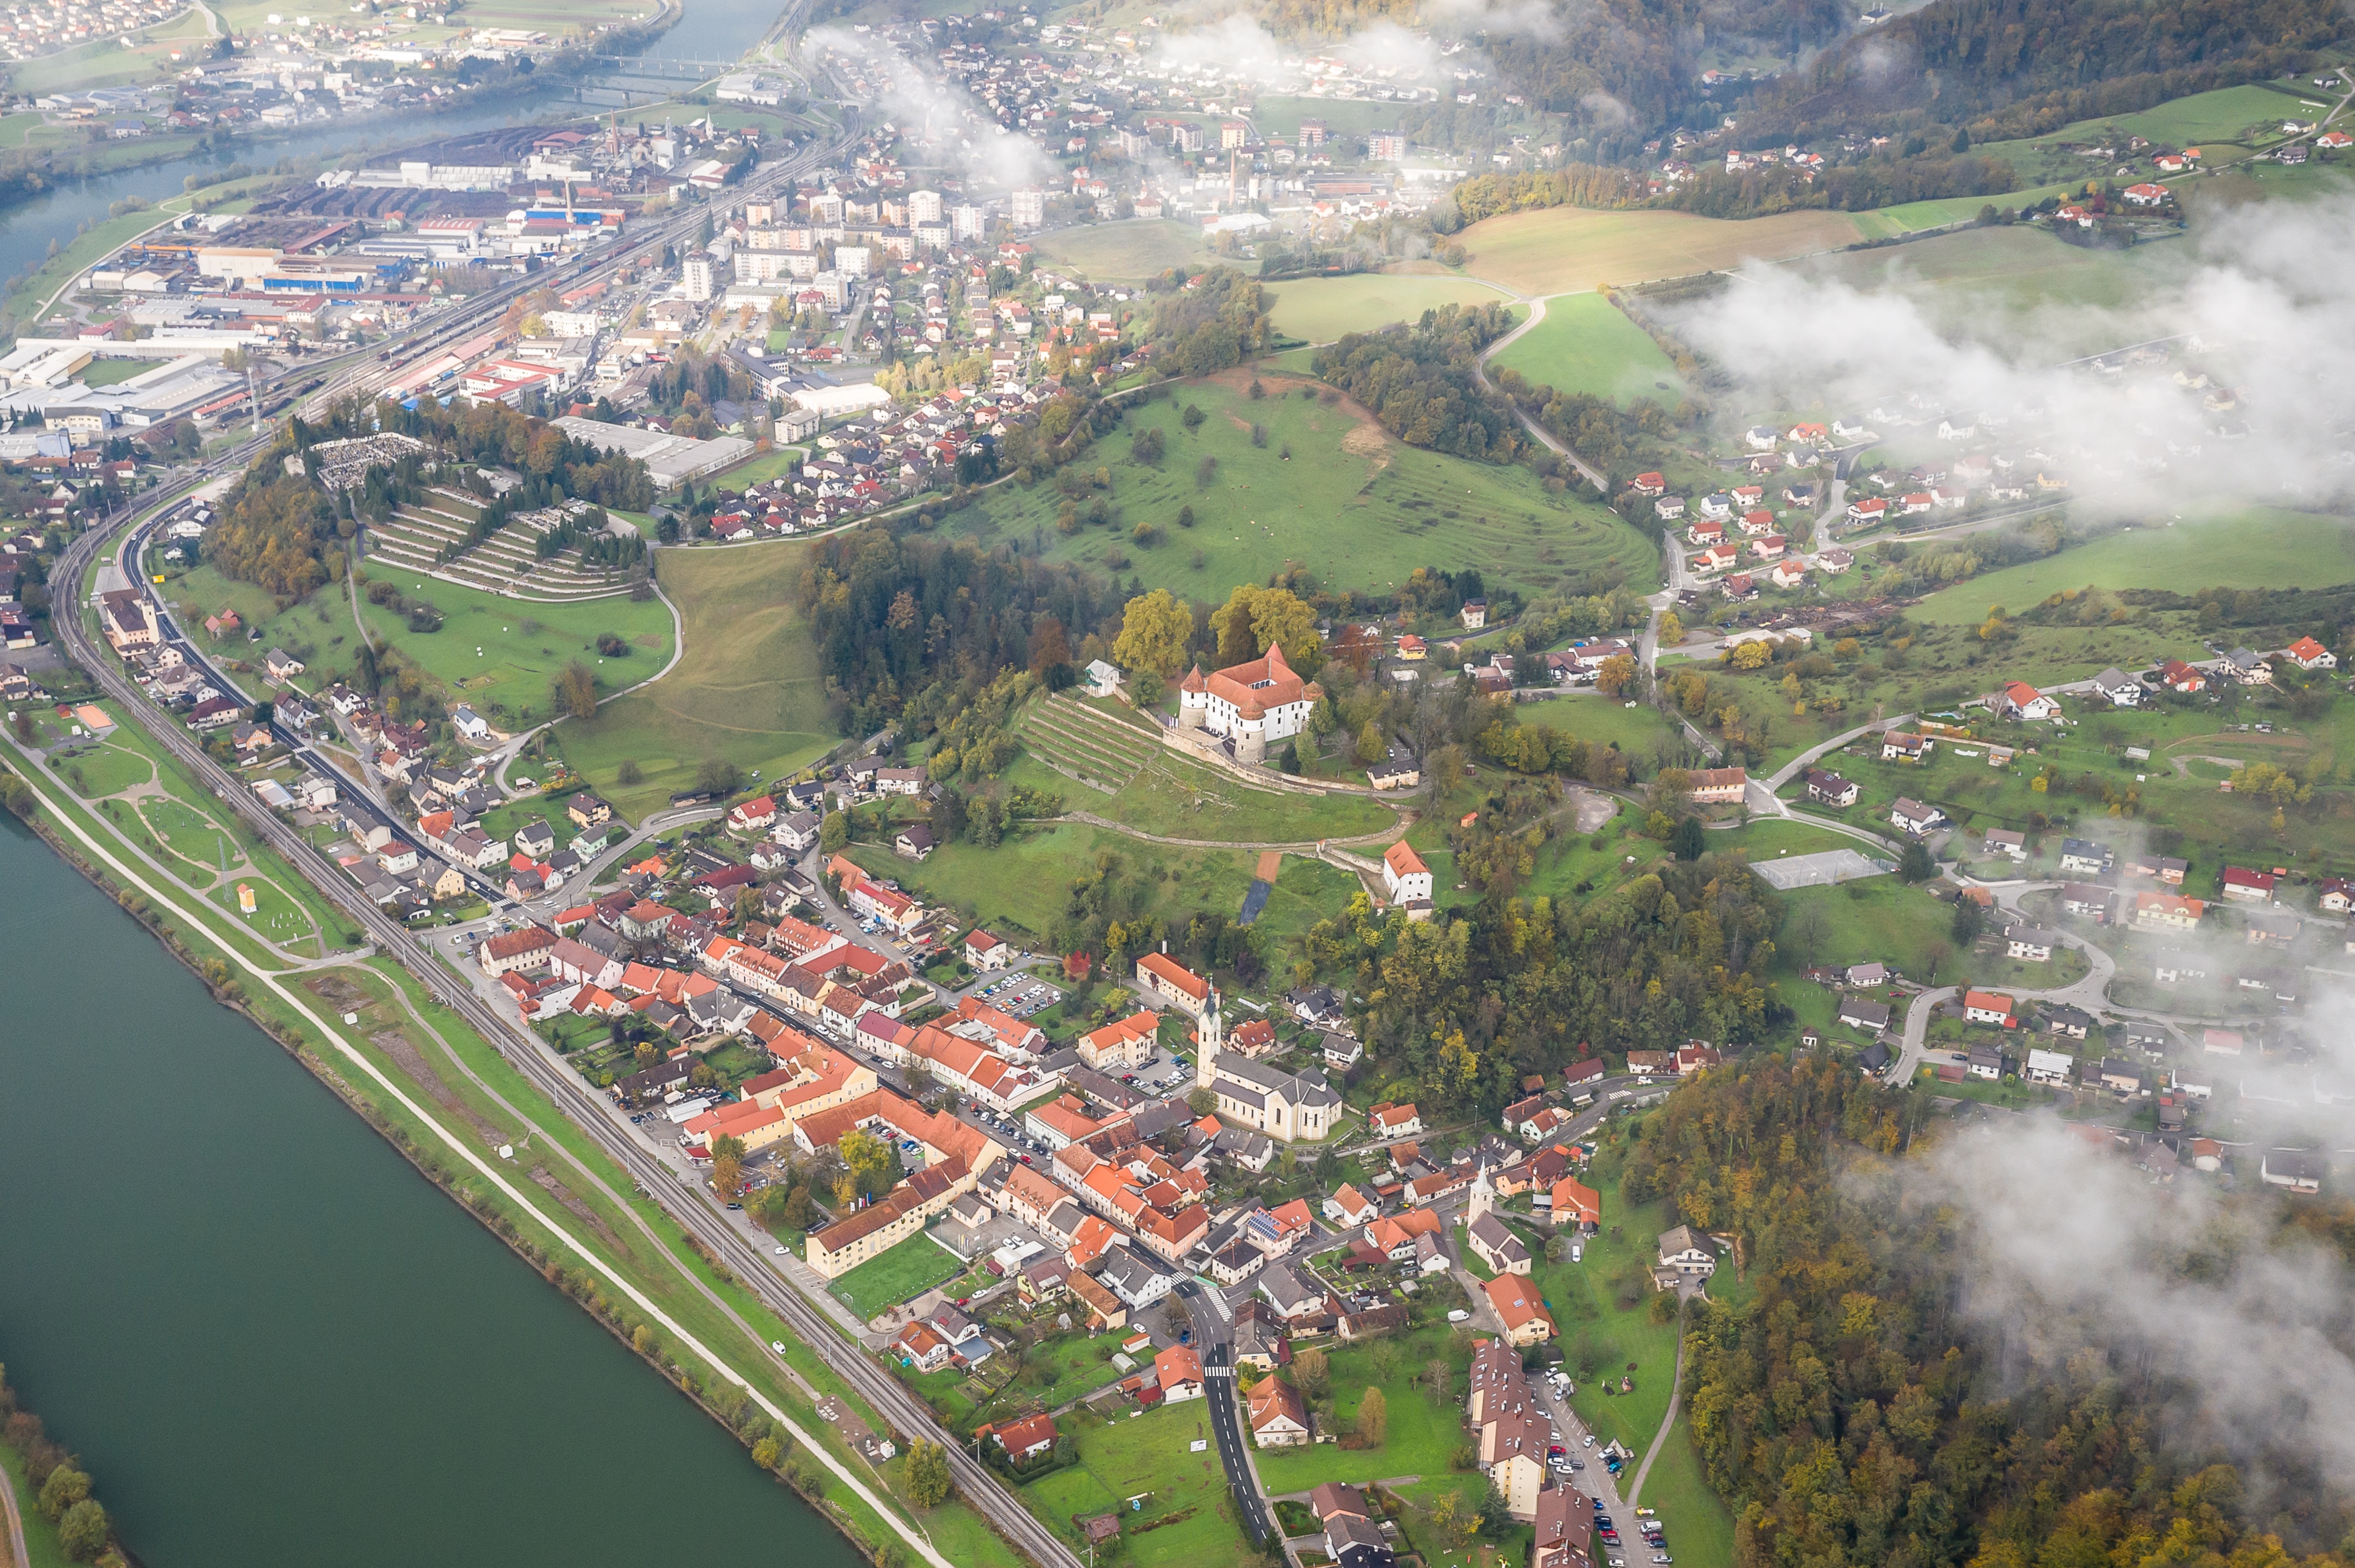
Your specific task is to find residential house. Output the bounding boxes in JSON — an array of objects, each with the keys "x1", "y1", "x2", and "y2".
[
  {"x1": 1964, "y1": 989, "x2": 2015, "y2": 1025},
  {"x1": 2059, "y1": 839, "x2": 2113, "y2": 876},
  {"x1": 1882, "y1": 731, "x2": 1931, "y2": 763},
  {"x1": 2220, "y1": 866, "x2": 2275, "y2": 904},
  {"x1": 1982, "y1": 828, "x2": 2027, "y2": 860},
  {"x1": 2135, "y1": 892, "x2": 2206, "y2": 932},
  {"x1": 1381, "y1": 841, "x2": 1433, "y2": 914},
  {"x1": 1805, "y1": 769, "x2": 1859, "y2": 807},
  {"x1": 2026, "y1": 1048, "x2": 2074, "y2": 1085},
  {"x1": 1890, "y1": 797, "x2": 1945, "y2": 837},
  {"x1": 1482, "y1": 1274, "x2": 1554, "y2": 1345},
  {"x1": 1998, "y1": 682, "x2": 2060, "y2": 721},
  {"x1": 1657, "y1": 1225, "x2": 1718, "y2": 1279},
  {"x1": 2007, "y1": 927, "x2": 2063, "y2": 962},
  {"x1": 1248, "y1": 1373, "x2": 1311, "y2": 1448}
]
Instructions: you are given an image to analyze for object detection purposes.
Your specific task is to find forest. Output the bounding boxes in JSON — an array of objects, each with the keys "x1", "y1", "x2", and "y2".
[
  {"x1": 1739, "y1": 0, "x2": 2346, "y2": 146},
  {"x1": 1144, "y1": 269, "x2": 1278, "y2": 375},
  {"x1": 1629, "y1": 1059, "x2": 2355, "y2": 1568},
  {"x1": 1311, "y1": 305, "x2": 1526, "y2": 462}
]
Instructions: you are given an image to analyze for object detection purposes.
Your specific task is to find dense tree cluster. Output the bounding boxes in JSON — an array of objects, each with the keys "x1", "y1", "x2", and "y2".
[
  {"x1": 1741, "y1": 0, "x2": 2343, "y2": 147},
  {"x1": 792, "y1": 528, "x2": 1119, "y2": 737},
  {"x1": 1312, "y1": 305, "x2": 1525, "y2": 461},
  {"x1": 1144, "y1": 269, "x2": 1276, "y2": 372},
  {"x1": 1630, "y1": 1060, "x2": 2355, "y2": 1568},
  {"x1": 1661, "y1": 154, "x2": 2023, "y2": 219},
  {"x1": 1445, "y1": 165, "x2": 1650, "y2": 226},
  {"x1": 1308, "y1": 851, "x2": 1786, "y2": 1109}
]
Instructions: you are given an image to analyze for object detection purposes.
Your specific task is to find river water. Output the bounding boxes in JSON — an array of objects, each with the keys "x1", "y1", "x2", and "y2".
[
  {"x1": 0, "y1": 0, "x2": 793, "y2": 282},
  {"x1": 0, "y1": 6, "x2": 868, "y2": 1553},
  {"x1": 0, "y1": 819, "x2": 861, "y2": 1566}
]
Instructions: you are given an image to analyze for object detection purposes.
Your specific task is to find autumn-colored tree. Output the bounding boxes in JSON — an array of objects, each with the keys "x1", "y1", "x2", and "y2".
[
  {"x1": 1112, "y1": 589, "x2": 1193, "y2": 676},
  {"x1": 1029, "y1": 614, "x2": 1072, "y2": 676},
  {"x1": 553, "y1": 660, "x2": 598, "y2": 719},
  {"x1": 1211, "y1": 584, "x2": 1320, "y2": 667}
]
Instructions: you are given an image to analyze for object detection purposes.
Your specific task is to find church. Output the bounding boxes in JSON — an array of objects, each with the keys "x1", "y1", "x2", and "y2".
[
  {"x1": 1177, "y1": 643, "x2": 1323, "y2": 764},
  {"x1": 1194, "y1": 989, "x2": 1343, "y2": 1141}
]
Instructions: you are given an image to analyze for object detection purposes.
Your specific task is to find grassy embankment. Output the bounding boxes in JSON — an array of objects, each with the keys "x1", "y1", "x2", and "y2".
[
  {"x1": 556, "y1": 542, "x2": 836, "y2": 823},
  {"x1": 947, "y1": 371, "x2": 1660, "y2": 604}
]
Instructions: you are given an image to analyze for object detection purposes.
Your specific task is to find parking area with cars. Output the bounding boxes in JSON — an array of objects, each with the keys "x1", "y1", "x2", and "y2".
[{"x1": 970, "y1": 973, "x2": 1062, "y2": 1017}]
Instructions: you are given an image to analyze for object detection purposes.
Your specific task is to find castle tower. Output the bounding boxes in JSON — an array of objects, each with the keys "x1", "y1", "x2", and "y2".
[
  {"x1": 1194, "y1": 987, "x2": 1223, "y2": 1091},
  {"x1": 1468, "y1": 1163, "x2": 1496, "y2": 1223}
]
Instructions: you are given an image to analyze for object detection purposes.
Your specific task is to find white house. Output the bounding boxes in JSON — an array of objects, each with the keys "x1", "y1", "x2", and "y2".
[
  {"x1": 1381, "y1": 841, "x2": 1433, "y2": 912},
  {"x1": 452, "y1": 705, "x2": 490, "y2": 741}
]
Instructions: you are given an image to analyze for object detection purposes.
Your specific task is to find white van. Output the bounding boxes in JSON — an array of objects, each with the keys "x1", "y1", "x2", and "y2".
[{"x1": 1447, "y1": 1308, "x2": 1471, "y2": 1323}]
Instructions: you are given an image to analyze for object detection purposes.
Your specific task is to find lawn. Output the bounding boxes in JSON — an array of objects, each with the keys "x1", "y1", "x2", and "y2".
[
  {"x1": 1846, "y1": 184, "x2": 2083, "y2": 238},
  {"x1": 60, "y1": 737, "x2": 156, "y2": 797},
  {"x1": 1486, "y1": 292, "x2": 1683, "y2": 408},
  {"x1": 1029, "y1": 219, "x2": 1209, "y2": 282},
  {"x1": 1771, "y1": 876, "x2": 1956, "y2": 985},
  {"x1": 1008, "y1": 743, "x2": 1398, "y2": 843},
  {"x1": 1264, "y1": 273, "x2": 1517, "y2": 345},
  {"x1": 556, "y1": 542, "x2": 836, "y2": 823},
  {"x1": 1913, "y1": 510, "x2": 2355, "y2": 621},
  {"x1": 1628, "y1": 1417, "x2": 1737, "y2": 1568},
  {"x1": 947, "y1": 371, "x2": 1660, "y2": 603},
  {"x1": 1512, "y1": 694, "x2": 1685, "y2": 759},
  {"x1": 826, "y1": 1231, "x2": 965, "y2": 1320},
  {"x1": 1457, "y1": 207, "x2": 1862, "y2": 296},
  {"x1": 712, "y1": 445, "x2": 807, "y2": 487},
  {"x1": 211, "y1": 872, "x2": 324, "y2": 949},
  {"x1": 1019, "y1": 1401, "x2": 1254, "y2": 1568},
  {"x1": 843, "y1": 814, "x2": 1362, "y2": 962},
  {"x1": 1248, "y1": 96, "x2": 1398, "y2": 140},
  {"x1": 1518, "y1": 1168, "x2": 1686, "y2": 1456},
  {"x1": 1254, "y1": 1323, "x2": 1474, "y2": 1492},
  {"x1": 158, "y1": 558, "x2": 675, "y2": 735}
]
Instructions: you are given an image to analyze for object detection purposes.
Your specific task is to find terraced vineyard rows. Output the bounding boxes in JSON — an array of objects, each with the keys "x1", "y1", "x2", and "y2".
[
  {"x1": 363, "y1": 488, "x2": 635, "y2": 602},
  {"x1": 1018, "y1": 696, "x2": 1158, "y2": 789}
]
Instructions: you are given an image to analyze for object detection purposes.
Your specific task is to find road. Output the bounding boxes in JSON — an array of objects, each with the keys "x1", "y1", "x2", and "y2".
[
  {"x1": 1468, "y1": 292, "x2": 1608, "y2": 491},
  {"x1": 1175, "y1": 1282, "x2": 1274, "y2": 1547},
  {"x1": 0, "y1": 1428, "x2": 27, "y2": 1568},
  {"x1": 1888, "y1": 879, "x2": 2121, "y2": 1084}
]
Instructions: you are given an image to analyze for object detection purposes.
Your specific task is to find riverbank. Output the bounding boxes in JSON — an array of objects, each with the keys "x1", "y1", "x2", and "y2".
[{"x1": 0, "y1": 710, "x2": 1022, "y2": 1568}]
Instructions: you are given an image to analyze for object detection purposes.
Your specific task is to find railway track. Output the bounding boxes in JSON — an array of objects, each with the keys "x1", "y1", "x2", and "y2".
[{"x1": 44, "y1": 105, "x2": 1089, "y2": 1568}]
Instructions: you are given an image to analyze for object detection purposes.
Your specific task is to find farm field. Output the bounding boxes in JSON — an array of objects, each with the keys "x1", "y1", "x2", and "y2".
[
  {"x1": 1018, "y1": 1401, "x2": 1253, "y2": 1568},
  {"x1": 1486, "y1": 291, "x2": 1684, "y2": 406},
  {"x1": 1786, "y1": 226, "x2": 2189, "y2": 347},
  {"x1": 1457, "y1": 206, "x2": 1862, "y2": 296},
  {"x1": 556, "y1": 542, "x2": 835, "y2": 823},
  {"x1": 1846, "y1": 184, "x2": 2081, "y2": 239},
  {"x1": 1264, "y1": 273, "x2": 1516, "y2": 344},
  {"x1": 1029, "y1": 219, "x2": 1207, "y2": 281},
  {"x1": 948, "y1": 372, "x2": 1660, "y2": 602},
  {"x1": 1913, "y1": 510, "x2": 2355, "y2": 621}
]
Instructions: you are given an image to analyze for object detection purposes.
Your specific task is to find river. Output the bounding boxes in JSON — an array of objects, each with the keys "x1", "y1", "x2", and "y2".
[
  {"x1": 0, "y1": 817, "x2": 864, "y2": 1566},
  {"x1": 0, "y1": 0, "x2": 794, "y2": 282}
]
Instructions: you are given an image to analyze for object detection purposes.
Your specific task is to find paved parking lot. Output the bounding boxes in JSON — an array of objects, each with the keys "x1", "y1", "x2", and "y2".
[{"x1": 974, "y1": 973, "x2": 1063, "y2": 1017}]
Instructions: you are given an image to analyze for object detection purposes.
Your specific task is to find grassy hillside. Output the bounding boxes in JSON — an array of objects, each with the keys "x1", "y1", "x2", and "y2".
[
  {"x1": 556, "y1": 543, "x2": 836, "y2": 822},
  {"x1": 158, "y1": 560, "x2": 672, "y2": 731},
  {"x1": 1487, "y1": 291, "x2": 1685, "y2": 406},
  {"x1": 1787, "y1": 226, "x2": 2188, "y2": 348},
  {"x1": 1458, "y1": 206, "x2": 1861, "y2": 296},
  {"x1": 947, "y1": 371, "x2": 1659, "y2": 601},
  {"x1": 1913, "y1": 510, "x2": 2355, "y2": 622},
  {"x1": 1265, "y1": 273, "x2": 1516, "y2": 344}
]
